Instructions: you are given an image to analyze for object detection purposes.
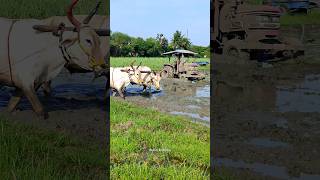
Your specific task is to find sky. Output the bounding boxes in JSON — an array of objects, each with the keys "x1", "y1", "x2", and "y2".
[{"x1": 110, "y1": 0, "x2": 210, "y2": 46}]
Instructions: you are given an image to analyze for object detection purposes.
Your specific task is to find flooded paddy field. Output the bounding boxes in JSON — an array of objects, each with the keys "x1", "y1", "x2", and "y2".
[
  {"x1": 213, "y1": 25, "x2": 320, "y2": 179},
  {"x1": 0, "y1": 69, "x2": 107, "y2": 146},
  {"x1": 113, "y1": 74, "x2": 210, "y2": 126}
]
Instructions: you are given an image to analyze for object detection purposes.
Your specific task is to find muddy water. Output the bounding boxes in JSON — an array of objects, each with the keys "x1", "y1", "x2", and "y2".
[
  {"x1": 214, "y1": 25, "x2": 320, "y2": 179},
  {"x1": 115, "y1": 76, "x2": 210, "y2": 126},
  {"x1": 0, "y1": 69, "x2": 107, "y2": 111},
  {"x1": 0, "y1": 69, "x2": 107, "y2": 146}
]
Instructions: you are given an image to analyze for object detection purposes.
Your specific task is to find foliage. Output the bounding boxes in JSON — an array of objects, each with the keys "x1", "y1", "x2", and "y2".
[
  {"x1": 110, "y1": 31, "x2": 210, "y2": 57},
  {"x1": 171, "y1": 30, "x2": 191, "y2": 50},
  {"x1": 0, "y1": 0, "x2": 106, "y2": 19}
]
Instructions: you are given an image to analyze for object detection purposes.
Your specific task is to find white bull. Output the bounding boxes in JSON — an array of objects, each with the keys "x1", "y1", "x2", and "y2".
[
  {"x1": 0, "y1": 0, "x2": 108, "y2": 119},
  {"x1": 109, "y1": 66, "x2": 143, "y2": 99},
  {"x1": 122, "y1": 66, "x2": 162, "y2": 91}
]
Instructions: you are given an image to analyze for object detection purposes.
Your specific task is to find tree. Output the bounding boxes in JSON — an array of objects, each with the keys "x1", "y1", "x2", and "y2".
[
  {"x1": 156, "y1": 33, "x2": 169, "y2": 53},
  {"x1": 171, "y1": 30, "x2": 191, "y2": 50},
  {"x1": 110, "y1": 32, "x2": 133, "y2": 56}
]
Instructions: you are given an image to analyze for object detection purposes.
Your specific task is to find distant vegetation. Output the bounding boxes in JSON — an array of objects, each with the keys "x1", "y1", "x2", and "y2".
[
  {"x1": 110, "y1": 31, "x2": 210, "y2": 58},
  {"x1": 280, "y1": 10, "x2": 320, "y2": 25},
  {"x1": 0, "y1": 0, "x2": 106, "y2": 19},
  {"x1": 111, "y1": 57, "x2": 210, "y2": 71}
]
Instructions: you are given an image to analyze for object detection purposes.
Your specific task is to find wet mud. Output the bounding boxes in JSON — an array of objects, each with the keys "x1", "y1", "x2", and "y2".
[
  {"x1": 213, "y1": 25, "x2": 320, "y2": 179},
  {"x1": 113, "y1": 74, "x2": 210, "y2": 126},
  {"x1": 0, "y1": 69, "x2": 107, "y2": 147}
]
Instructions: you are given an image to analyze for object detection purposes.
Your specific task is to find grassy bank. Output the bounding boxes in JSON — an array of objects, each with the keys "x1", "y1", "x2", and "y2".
[
  {"x1": 110, "y1": 98, "x2": 210, "y2": 179},
  {"x1": 0, "y1": 117, "x2": 107, "y2": 179},
  {"x1": 111, "y1": 57, "x2": 210, "y2": 71},
  {"x1": 0, "y1": 0, "x2": 106, "y2": 19}
]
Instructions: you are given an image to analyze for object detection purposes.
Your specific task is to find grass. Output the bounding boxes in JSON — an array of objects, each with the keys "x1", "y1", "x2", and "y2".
[
  {"x1": 110, "y1": 98, "x2": 210, "y2": 179},
  {"x1": 0, "y1": 0, "x2": 106, "y2": 19},
  {"x1": 280, "y1": 10, "x2": 320, "y2": 26},
  {"x1": 0, "y1": 117, "x2": 108, "y2": 179},
  {"x1": 111, "y1": 57, "x2": 210, "y2": 71}
]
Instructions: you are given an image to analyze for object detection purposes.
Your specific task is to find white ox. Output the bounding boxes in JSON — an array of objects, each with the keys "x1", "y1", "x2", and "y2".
[
  {"x1": 109, "y1": 66, "x2": 143, "y2": 99},
  {"x1": 122, "y1": 66, "x2": 162, "y2": 91},
  {"x1": 0, "y1": 0, "x2": 108, "y2": 119},
  {"x1": 39, "y1": 14, "x2": 109, "y2": 96}
]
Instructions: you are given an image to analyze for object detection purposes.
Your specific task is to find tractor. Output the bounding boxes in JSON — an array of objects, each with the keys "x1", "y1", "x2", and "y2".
[{"x1": 160, "y1": 50, "x2": 206, "y2": 81}]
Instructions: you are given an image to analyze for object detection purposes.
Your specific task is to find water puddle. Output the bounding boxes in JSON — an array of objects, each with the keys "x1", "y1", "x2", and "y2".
[
  {"x1": 186, "y1": 105, "x2": 202, "y2": 109},
  {"x1": 196, "y1": 85, "x2": 210, "y2": 98},
  {"x1": 215, "y1": 158, "x2": 320, "y2": 180},
  {"x1": 247, "y1": 138, "x2": 290, "y2": 148},
  {"x1": 122, "y1": 78, "x2": 210, "y2": 125},
  {"x1": 0, "y1": 70, "x2": 106, "y2": 111},
  {"x1": 277, "y1": 74, "x2": 320, "y2": 113},
  {"x1": 170, "y1": 111, "x2": 210, "y2": 122},
  {"x1": 124, "y1": 85, "x2": 164, "y2": 97}
]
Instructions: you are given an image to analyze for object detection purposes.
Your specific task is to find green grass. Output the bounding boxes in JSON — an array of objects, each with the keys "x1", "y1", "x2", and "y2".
[
  {"x1": 0, "y1": 117, "x2": 107, "y2": 179},
  {"x1": 0, "y1": 0, "x2": 106, "y2": 19},
  {"x1": 111, "y1": 57, "x2": 210, "y2": 71},
  {"x1": 110, "y1": 98, "x2": 210, "y2": 179},
  {"x1": 281, "y1": 10, "x2": 320, "y2": 26}
]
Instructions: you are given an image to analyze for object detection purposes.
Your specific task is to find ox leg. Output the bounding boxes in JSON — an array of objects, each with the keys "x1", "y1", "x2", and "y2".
[
  {"x1": 42, "y1": 81, "x2": 52, "y2": 97},
  {"x1": 7, "y1": 88, "x2": 23, "y2": 112},
  {"x1": 23, "y1": 87, "x2": 48, "y2": 119},
  {"x1": 117, "y1": 86, "x2": 126, "y2": 100},
  {"x1": 143, "y1": 85, "x2": 147, "y2": 92}
]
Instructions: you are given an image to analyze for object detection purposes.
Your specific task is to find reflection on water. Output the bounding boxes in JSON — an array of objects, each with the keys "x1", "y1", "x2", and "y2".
[
  {"x1": 196, "y1": 85, "x2": 210, "y2": 98},
  {"x1": 215, "y1": 158, "x2": 320, "y2": 180},
  {"x1": 0, "y1": 70, "x2": 106, "y2": 111},
  {"x1": 170, "y1": 111, "x2": 209, "y2": 122},
  {"x1": 277, "y1": 74, "x2": 320, "y2": 113},
  {"x1": 122, "y1": 78, "x2": 210, "y2": 125}
]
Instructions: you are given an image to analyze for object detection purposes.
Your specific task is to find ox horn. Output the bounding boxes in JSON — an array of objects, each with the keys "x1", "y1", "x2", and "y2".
[
  {"x1": 152, "y1": 70, "x2": 157, "y2": 75},
  {"x1": 83, "y1": 0, "x2": 101, "y2": 24},
  {"x1": 67, "y1": 0, "x2": 81, "y2": 30},
  {"x1": 137, "y1": 62, "x2": 142, "y2": 69},
  {"x1": 130, "y1": 60, "x2": 136, "y2": 70}
]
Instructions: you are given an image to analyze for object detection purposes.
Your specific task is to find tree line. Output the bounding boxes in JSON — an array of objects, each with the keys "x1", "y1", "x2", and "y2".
[{"x1": 110, "y1": 30, "x2": 210, "y2": 58}]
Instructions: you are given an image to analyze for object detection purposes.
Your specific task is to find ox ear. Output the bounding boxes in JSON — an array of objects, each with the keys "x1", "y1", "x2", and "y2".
[
  {"x1": 159, "y1": 70, "x2": 163, "y2": 77},
  {"x1": 60, "y1": 38, "x2": 77, "y2": 47}
]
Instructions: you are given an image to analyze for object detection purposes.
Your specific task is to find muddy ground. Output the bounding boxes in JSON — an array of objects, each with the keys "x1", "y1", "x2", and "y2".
[
  {"x1": 0, "y1": 67, "x2": 210, "y2": 149},
  {"x1": 114, "y1": 73, "x2": 210, "y2": 126},
  {"x1": 110, "y1": 73, "x2": 210, "y2": 126},
  {"x1": 213, "y1": 25, "x2": 320, "y2": 179}
]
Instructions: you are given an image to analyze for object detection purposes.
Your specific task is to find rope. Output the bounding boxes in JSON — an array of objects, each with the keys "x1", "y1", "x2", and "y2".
[{"x1": 7, "y1": 20, "x2": 17, "y2": 86}]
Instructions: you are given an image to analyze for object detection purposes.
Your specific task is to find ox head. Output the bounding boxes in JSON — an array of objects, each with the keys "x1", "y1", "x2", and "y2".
[
  {"x1": 150, "y1": 71, "x2": 162, "y2": 90},
  {"x1": 62, "y1": 0, "x2": 106, "y2": 74},
  {"x1": 121, "y1": 60, "x2": 144, "y2": 84}
]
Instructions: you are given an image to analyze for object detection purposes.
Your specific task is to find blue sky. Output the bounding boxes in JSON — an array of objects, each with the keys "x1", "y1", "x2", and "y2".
[{"x1": 110, "y1": 0, "x2": 210, "y2": 46}]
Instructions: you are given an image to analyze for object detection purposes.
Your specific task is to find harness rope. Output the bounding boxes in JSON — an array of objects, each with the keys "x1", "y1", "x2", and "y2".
[
  {"x1": 7, "y1": 20, "x2": 17, "y2": 86},
  {"x1": 56, "y1": 23, "x2": 104, "y2": 70}
]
